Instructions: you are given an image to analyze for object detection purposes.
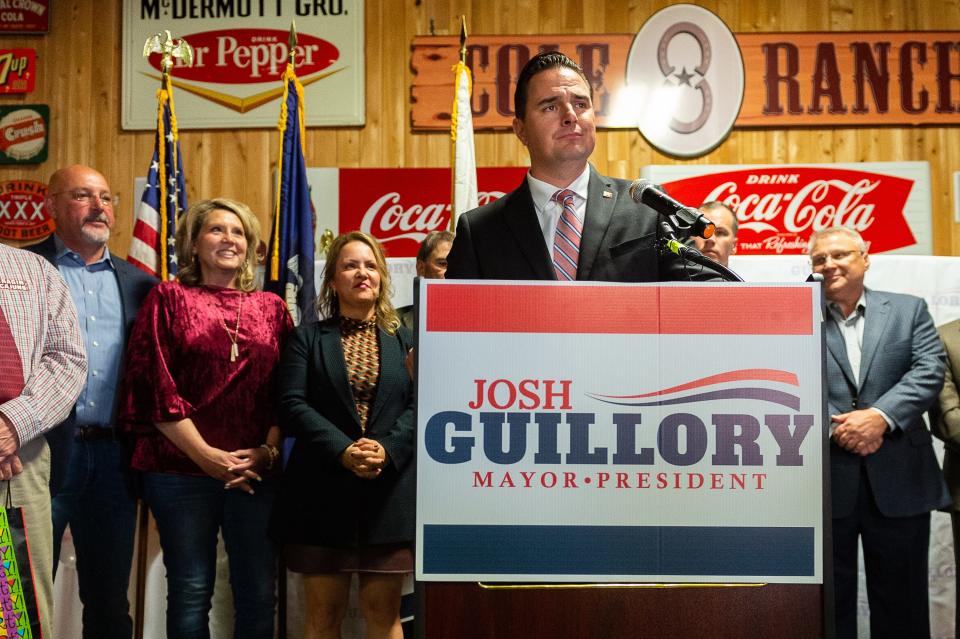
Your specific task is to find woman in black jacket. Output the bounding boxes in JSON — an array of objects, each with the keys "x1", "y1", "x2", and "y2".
[{"x1": 271, "y1": 230, "x2": 414, "y2": 639}]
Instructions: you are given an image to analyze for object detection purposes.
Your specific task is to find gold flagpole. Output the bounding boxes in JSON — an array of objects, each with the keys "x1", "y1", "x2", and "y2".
[
  {"x1": 450, "y1": 15, "x2": 469, "y2": 231},
  {"x1": 134, "y1": 30, "x2": 193, "y2": 637}
]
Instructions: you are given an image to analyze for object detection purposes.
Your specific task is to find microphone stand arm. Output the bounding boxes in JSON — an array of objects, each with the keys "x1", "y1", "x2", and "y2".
[{"x1": 658, "y1": 216, "x2": 744, "y2": 283}]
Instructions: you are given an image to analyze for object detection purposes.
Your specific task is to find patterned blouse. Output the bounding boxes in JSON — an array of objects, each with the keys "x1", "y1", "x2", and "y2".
[{"x1": 339, "y1": 316, "x2": 380, "y2": 432}]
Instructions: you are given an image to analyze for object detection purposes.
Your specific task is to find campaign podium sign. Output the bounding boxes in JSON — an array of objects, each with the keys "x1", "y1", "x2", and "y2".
[{"x1": 415, "y1": 281, "x2": 829, "y2": 637}]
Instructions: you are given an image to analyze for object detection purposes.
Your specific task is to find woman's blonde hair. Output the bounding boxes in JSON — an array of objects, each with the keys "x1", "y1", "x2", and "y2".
[
  {"x1": 317, "y1": 231, "x2": 399, "y2": 334},
  {"x1": 175, "y1": 198, "x2": 261, "y2": 292}
]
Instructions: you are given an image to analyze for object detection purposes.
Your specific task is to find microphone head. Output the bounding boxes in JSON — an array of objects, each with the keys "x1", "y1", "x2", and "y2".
[
  {"x1": 699, "y1": 219, "x2": 716, "y2": 239},
  {"x1": 628, "y1": 178, "x2": 654, "y2": 204}
]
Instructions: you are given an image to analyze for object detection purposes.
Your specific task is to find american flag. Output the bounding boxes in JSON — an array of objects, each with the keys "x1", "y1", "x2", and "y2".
[{"x1": 128, "y1": 79, "x2": 188, "y2": 279}]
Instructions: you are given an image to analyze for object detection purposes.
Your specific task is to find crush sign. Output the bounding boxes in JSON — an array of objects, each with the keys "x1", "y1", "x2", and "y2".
[{"x1": 416, "y1": 281, "x2": 825, "y2": 583}]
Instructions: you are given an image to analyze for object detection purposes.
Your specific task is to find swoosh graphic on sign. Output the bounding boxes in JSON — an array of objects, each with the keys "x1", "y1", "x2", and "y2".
[
  {"x1": 594, "y1": 368, "x2": 798, "y2": 400},
  {"x1": 138, "y1": 67, "x2": 345, "y2": 114},
  {"x1": 588, "y1": 388, "x2": 801, "y2": 411}
]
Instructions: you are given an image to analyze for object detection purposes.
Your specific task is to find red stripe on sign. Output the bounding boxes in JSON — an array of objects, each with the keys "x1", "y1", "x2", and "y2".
[{"x1": 426, "y1": 284, "x2": 812, "y2": 335}]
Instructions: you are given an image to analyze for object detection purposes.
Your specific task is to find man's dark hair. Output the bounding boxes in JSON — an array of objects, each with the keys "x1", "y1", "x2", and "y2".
[
  {"x1": 417, "y1": 230, "x2": 455, "y2": 263},
  {"x1": 513, "y1": 51, "x2": 592, "y2": 120}
]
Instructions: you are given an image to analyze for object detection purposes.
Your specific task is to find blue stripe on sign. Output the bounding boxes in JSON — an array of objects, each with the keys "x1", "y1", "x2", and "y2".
[{"x1": 422, "y1": 525, "x2": 814, "y2": 576}]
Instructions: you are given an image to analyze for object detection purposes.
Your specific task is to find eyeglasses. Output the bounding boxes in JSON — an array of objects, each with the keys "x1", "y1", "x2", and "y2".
[
  {"x1": 51, "y1": 189, "x2": 115, "y2": 208},
  {"x1": 810, "y1": 249, "x2": 862, "y2": 268}
]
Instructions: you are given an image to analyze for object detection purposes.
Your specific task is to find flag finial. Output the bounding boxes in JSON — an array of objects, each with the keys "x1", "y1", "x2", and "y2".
[
  {"x1": 459, "y1": 16, "x2": 468, "y2": 63},
  {"x1": 288, "y1": 21, "x2": 298, "y2": 66},
  {"x1": 143, "y1": 30, "x2": 194, "y2": 77}
]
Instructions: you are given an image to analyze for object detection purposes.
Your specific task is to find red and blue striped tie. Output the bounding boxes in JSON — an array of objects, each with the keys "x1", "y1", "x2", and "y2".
[{"x1": 552, "y1": 189, "x2": 582, "y2": 281}]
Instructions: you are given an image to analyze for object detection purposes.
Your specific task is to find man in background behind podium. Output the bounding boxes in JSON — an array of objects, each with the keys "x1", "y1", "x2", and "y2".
[
  {"x1": 810, "y1": 227, "x2": 948, "y2": 639},
  {"x1": 692, "y1": 201, "x2": 737, "y2": 267},
  {"x1": 398, "y1": 230, "x2": 453, "y2": 329},
  {"x1": 446, "y1": 52, "x2": 714, "y2": 282}
]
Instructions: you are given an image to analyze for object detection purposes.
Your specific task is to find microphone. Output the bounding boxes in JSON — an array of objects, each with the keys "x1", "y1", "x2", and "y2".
[
  {"x1": 657, "y1": 220, "x2": 745, "y2": 282},
  {"x1": 658, "y1": 221, "x2": 703, "y2": 259},
  {"x1": 629, "y1": 179, "x2": 716, "y2": 239}
]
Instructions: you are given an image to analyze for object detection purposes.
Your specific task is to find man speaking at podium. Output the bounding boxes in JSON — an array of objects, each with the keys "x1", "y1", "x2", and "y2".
[{"x1": 446, "y1": 51, "x2": 714, "y2": 283}]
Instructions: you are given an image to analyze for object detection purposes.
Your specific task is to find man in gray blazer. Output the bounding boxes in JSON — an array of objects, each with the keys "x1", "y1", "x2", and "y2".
[
  {"x1": 810, "y1": 227, "x2": 949, "y2": 639},
  {"x1": 446, "y1": 51, "x2": 715, "y2": 283},
  {"x1": 29, "y1": 165, "x2": 156, "y2": 639}
]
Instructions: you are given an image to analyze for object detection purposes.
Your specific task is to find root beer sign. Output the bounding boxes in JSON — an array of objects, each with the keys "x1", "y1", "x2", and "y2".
[{"x1": 0, "y1": 180, "x2": 53, "y2": 242}]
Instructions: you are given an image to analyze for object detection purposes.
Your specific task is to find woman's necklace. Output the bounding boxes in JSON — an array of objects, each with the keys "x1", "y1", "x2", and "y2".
[{"x1": 218, "y1": 292, "x2": 244, "y2": 362}]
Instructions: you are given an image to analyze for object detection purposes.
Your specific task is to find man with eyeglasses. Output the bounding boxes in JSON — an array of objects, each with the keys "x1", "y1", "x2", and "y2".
[
  {"x1": 28, "y1": 165, "x2": 157, "y2": 639},
  {"x1": 809, "y1": 226, "x2": 948, "y2": 639}
]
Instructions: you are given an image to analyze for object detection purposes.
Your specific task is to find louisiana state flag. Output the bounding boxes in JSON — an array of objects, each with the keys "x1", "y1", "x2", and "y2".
[
  {"x1": 128, "y1": 76, "x2": 188, "y2": 280},
  {"x1": 265, "y1": 61, "x2": 315, "y2": 326}
]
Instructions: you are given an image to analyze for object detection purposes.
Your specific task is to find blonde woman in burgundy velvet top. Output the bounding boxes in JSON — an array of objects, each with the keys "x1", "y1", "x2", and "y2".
[{"x1": 120, "y1": 198, "x2": 292, "y2": 639}]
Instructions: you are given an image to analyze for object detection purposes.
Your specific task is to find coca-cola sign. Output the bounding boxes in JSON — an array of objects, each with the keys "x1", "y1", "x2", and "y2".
[
  {"x1": 337, "y1": 167, "x2": 528, "y2": 257},
  {"x1": 659, "y1": 167, "x2": 917, "y2": 254}
]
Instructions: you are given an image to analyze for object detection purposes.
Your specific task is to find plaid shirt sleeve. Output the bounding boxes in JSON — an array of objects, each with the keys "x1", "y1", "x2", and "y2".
[{"x1": 0, "y1": 248, "x2": 87, "y2": 446}]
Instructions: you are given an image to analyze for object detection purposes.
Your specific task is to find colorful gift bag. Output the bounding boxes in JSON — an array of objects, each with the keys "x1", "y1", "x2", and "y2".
[{"x1": 0, "y1": 484, "x2": 41, "y2": 639}]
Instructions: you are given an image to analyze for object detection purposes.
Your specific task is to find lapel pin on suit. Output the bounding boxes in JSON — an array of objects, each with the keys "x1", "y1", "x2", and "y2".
[{"x1": 602, "y1": 190, "x2": 613, "y2": 199}]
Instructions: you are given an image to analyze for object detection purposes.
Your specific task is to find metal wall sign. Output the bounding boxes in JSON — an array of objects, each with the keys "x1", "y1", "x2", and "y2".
[
  {"x1": 0, "y1": 0, "x2": 49, "y2": 33},
  {"x1": 0, "y1": 104, "x2": 48, "y2": 164},
  {"x1": 410, "y1": 4, "x2": 960, "y2": 157},
  {"x1": 122, "y1": 0, "x2": 364, "y2": 129},
  {"x1": 0, "y1": 180, "x2": 52, "y2": 242},
  {"x1": 0, "y1": 49, "x2": 36, "y2": 94},
  {"x1": 643, "y1": 161, "x2": 933, "y2": 255}
]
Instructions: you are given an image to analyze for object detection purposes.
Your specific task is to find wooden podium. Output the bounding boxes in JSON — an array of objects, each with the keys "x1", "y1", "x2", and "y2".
[
  {"x1": 414, "y1": 281, "x2": 831, "y2": 638},
  {"x1": 420, "y1": 582, "x2": 825, "y2": 638}
]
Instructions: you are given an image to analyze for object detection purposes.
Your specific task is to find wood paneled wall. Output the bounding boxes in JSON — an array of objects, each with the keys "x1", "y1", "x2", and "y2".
[{"x1": 1, "y1": 0, "x2": 959, "y2": 255}]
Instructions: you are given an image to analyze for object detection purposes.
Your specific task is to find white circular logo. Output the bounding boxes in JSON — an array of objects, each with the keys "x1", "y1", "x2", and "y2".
[{"x1": 625, "y1": 4, "x2": 744, "y2": 158}]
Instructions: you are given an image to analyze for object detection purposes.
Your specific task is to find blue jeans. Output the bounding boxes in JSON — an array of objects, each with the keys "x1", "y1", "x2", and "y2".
[
  {"x1": 143, "y1": 472, "x2": 277, "y2": 639},
  {"x1": 52, "y1": 438, "x2": 137, "y2": 639}
]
